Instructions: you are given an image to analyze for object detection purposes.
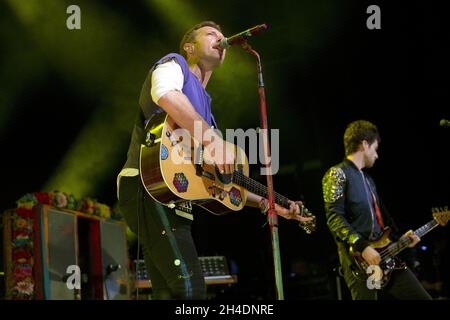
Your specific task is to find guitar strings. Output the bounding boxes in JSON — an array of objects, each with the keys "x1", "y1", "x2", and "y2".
[
  {"x1": 233, "y1": 171, "x2": 288, "y2": 204},
  {"x1": 232, "y1": 171, "x2": 315, "y2": 229},
  {"x1": 380, "y1": 221, "x2": 439, "y2": 260},
  {"x1": 378, "y1": 221, "x2": 439, "y2": 261},
  {"x1": 233, "y1": 171, "x2": 290, "y2": 207}
]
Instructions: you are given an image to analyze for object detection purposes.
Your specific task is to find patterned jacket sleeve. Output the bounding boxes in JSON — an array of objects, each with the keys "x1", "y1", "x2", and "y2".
[{"x1": 322, "y1": 167, "x2": 368, "y2": 253}]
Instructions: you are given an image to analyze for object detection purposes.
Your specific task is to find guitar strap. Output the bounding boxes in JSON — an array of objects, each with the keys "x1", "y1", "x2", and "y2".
[
  {"x1": 361, "y1": 173, "x2": 385, "y2": 233},
  {"x1": 370, "y1": 191, "x2": 384, "y2": 229}
]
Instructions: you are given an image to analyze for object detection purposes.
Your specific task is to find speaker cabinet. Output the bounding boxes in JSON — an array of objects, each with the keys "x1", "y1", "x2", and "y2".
[
  {"x1": 4, "y1": 204, "x2": 130, "y2": 300},
  {"x1": 100, "y1": 220, "x2": 129, "y2": 300},
  {"x1": 41, "y1": 207, "x2": 79, "y2": 299}
]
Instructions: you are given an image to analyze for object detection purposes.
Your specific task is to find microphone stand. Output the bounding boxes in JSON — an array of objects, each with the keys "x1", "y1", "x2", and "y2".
[{"x1": 240, "y1": 40, "x2": 284, "y2": 300}]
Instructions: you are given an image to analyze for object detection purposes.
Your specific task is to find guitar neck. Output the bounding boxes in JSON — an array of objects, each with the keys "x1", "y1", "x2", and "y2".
[
  {"x1": 232, "y1": 171, "x2": 290, "y2": 209},
  {"x1": 381, "y1": 219, "x2": 440, "y2": 263}
]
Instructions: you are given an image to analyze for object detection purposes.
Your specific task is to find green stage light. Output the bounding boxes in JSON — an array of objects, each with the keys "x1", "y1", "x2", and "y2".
[
  {"x1": 145, "y1": 0, "x2": 200, "y2": 32},
  {"x1": 7, "y1": 0, "x2": 162, "y2": 198},
  {"x1": 7, "y1": 0, "x2": 258, "y2": 202}
]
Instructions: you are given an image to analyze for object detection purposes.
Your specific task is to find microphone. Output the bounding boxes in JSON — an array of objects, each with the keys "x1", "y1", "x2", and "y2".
[
  {"x1": 219, "y1": 23, "x2": 268, "y2": 49},
  {"x1": 440, "y1": 119, "x2": 450, "y2": 127},
  {"x1": 106, "y1": 264, "x2": 122, "y2": 275}
]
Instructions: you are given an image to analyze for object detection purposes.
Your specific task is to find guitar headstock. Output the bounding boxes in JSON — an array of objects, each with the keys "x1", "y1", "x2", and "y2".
[
  {"x1": 299, "y1": 205, "x2": 317, "y2": 234},
  {"x1": 432, "y1": 206, "x2": 450, "y2": 226}
]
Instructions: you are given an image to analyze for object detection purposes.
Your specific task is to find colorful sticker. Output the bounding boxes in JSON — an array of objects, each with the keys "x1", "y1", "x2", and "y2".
[
  {"x1": 173, "y1": 173, "x2": 189, "y2": 193},
  {"x1": 229, "y1": 187, "x2": 242, "y2": 206},
  {"x1": 161, "y1": 144, "x2": 168, "y2": 160}
]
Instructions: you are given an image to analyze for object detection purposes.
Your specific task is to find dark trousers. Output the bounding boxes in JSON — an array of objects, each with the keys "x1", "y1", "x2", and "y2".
[
  {"x1": 339, "y1": 250, "x2": 432, "y2": 300},
  {"x1": 118, "y1": 175, "x2": 206, "y2": 299}
]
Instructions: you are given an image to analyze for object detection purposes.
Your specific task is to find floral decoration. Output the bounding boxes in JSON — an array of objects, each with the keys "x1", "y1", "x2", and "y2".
[{"x1": 7, "y1": 191, "x2": 122, "y2": 299}]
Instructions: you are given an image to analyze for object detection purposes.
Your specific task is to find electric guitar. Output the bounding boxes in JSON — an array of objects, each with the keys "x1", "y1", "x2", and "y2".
[
  {"x1": 349, "y1": 207, "x2": 449, "y2": 288},
  {"x1": 139, "y1": 111, "x2": 316, "y2": 234}
]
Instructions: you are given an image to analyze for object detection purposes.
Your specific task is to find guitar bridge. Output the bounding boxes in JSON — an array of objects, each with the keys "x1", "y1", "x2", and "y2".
[{"x1": 174, "y1": 201, "x2": 193, "y2": 214}]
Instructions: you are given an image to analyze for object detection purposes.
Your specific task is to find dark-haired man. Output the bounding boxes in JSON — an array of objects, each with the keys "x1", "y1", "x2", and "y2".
[{"x1": 322, "y1": 120, "x2": 431, "y2": 300}]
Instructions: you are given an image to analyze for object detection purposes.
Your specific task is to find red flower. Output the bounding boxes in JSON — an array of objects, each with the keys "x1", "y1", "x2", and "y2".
[
  {"x1": 15, "y1": 208, "x2": 35, "y2": 219},
  {"x1": 13, "y1": 266, "x2": 32, "y2": 278},
  {"x1": 13, "y1": 249, "x2": 30, "y2": 260},
  {"x1": 34, "y1": 192, "x2": 51, "y2": 204}
]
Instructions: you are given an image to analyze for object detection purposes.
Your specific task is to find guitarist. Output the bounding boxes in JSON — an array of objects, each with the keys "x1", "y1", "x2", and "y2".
[
  {"x1": 117, "y1": 21, "x2": 312, "y2": 299},
  {"x1": 322, "y1": 120, "x2": 431, "y2": 300}
]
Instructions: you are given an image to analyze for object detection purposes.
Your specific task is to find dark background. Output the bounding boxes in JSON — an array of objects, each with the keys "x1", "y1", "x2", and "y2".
[{"x1": 1, "y1": 0, "x2": 448, "y2": 299}]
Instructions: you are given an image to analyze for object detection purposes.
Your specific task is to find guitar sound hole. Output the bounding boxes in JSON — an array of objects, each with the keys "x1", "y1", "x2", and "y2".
[{"x1": 215, "y1": 167, "x2": 232, "y2": 184}]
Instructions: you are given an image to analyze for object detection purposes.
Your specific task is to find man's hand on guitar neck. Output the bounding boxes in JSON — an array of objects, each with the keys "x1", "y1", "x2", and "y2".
[
  {"x1": 259, "y1": 199, "x2": 314, "y2": 223},
  {"x1": 402, "y1": 230, "x2": 421, "y2": 248}
]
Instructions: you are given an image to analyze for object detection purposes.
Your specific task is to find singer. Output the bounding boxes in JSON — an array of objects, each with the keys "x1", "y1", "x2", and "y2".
[{"x1": 116, "y1": 21, "x2": 312, "y2": 299}]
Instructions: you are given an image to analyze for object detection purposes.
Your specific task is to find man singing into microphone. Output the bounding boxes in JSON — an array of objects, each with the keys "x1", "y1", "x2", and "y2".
[{"x1": 117, "y1": 21, "x2": 312, "y2": 299}]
